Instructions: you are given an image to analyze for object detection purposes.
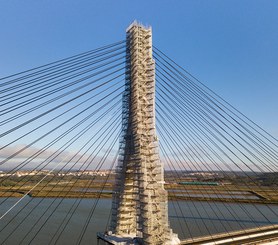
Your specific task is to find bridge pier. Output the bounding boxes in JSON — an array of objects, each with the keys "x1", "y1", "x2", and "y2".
[{"x1": 98, "y1": 21, "x2": 180, "y2": 245}]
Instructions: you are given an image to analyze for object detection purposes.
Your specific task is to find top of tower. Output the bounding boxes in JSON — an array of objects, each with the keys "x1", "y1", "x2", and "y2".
[{"x1": 126, "y1": 20, "x2": 152, "y2": 32}]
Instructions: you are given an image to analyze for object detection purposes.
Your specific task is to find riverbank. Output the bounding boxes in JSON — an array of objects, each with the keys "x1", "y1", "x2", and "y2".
[{"x1": 1, "y1": 183, "x2": 277, "y2": 204}]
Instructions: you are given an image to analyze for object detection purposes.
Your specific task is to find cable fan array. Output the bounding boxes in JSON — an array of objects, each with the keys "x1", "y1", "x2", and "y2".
[
  {"x1": 154, "y1": 46, "x2": 278, "y2": 240},
  {"x1": 0, "y1": 41, "x2": 126, "y2": 244},
  {"x1": 0, "y1": 41, "x2": 277, "y2": 244}
]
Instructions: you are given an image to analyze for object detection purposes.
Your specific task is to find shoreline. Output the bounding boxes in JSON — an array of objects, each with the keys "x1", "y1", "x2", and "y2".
[{"x1": 1, "y1": 190, "x2": 277, "y2": 205}]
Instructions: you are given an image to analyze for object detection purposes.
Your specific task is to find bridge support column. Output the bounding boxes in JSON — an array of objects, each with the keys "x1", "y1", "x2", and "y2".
[{"x1": 98, "y1": 22, "x2": 179, "y2": 245}]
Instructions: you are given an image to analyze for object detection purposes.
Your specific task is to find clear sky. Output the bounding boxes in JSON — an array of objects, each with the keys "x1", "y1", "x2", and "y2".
[{"x1": 0, "y1": 0, "x2": 277, "y2": 138}]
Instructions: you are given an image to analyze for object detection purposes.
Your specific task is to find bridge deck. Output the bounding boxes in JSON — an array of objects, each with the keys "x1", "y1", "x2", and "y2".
[{"x1": 181, "y1": 224, "x2": 278, "y2": 245}]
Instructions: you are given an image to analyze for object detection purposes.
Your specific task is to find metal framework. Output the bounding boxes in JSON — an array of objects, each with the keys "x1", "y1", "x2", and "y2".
[{"x1": 98, "y1": 22, "x2": 179, "y2": 245}]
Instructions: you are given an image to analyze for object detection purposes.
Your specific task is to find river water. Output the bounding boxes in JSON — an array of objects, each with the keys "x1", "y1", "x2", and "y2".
[{"x1": 0, "y1": 197, "x2": 277, "y2": 245}]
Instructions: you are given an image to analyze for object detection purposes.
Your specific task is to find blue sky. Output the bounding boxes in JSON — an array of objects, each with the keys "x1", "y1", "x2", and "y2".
[{"x1": 0, "y1": 0, "x2": 277, "y2": 137}]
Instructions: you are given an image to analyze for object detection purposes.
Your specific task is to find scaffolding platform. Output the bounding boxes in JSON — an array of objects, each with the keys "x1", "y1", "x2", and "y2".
[{"x1": 97, "y1": 232, "x2": 141, "y2": 245}]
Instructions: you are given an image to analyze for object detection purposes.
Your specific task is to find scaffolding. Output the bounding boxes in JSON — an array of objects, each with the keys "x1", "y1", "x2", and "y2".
[{"x1": 98, "y1": 22, "x2": 180, "y2": 245}]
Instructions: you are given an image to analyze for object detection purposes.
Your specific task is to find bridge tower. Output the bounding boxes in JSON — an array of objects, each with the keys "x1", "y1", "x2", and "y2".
[{"x1": 98, "y1": 22, "x2": 180, "y2": 245}]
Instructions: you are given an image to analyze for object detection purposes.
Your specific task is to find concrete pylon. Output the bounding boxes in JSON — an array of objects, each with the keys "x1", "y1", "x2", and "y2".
[{"x1": 97, "y1": 22, "x2": 180, "y2": 245}]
